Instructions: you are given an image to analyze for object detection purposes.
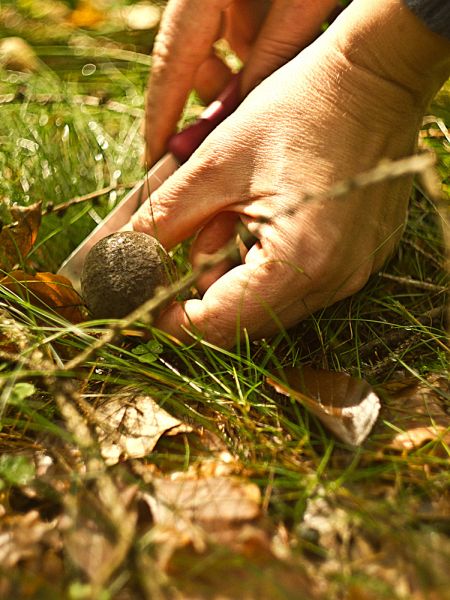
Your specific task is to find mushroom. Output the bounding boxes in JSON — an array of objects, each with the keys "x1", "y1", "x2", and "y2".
[{"x1": 81, "y1": 231, "x2": 174, "y2": 319}]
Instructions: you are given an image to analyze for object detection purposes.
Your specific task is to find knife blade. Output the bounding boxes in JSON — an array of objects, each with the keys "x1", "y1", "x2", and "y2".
[
  {"x1": 58, "y1": 75, "x2": 241, "y2": 292},
  {"x1": 57, "y1": 154, "x2": 178, "y2": 292}
]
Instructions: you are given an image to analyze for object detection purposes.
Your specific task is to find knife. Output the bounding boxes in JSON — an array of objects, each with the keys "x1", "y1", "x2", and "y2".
[{"x1": 58, "y1": 76, "x2": 241, "y2": 292}]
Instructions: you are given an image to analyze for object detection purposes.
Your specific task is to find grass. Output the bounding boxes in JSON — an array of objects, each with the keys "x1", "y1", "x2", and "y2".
[{"x1": 0, "y1": 2, "x2": 449, "y2": 599}]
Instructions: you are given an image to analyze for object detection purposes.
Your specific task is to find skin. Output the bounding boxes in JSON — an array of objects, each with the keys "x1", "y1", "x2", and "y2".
[
  {"x1": 130, "y1": 0, "x2": 450, "y2": 348},
  {"x1": 144, "y1": 0, "x2": 340, "y2": 166}
]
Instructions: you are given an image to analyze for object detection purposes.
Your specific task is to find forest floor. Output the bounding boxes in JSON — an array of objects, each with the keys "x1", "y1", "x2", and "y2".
[{"x1": 0, "y1": 2, "x2": 449, "y2": 599}]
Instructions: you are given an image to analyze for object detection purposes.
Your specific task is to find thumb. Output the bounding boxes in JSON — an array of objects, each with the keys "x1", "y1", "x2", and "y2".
[{"x1": 241, "y1": 0, "x2": 339, "y2": 96}]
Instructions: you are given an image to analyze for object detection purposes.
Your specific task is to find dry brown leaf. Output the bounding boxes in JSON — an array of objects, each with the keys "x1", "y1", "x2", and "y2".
[
  {"x1": 144, "y1": 475, "x2": 261, "y2": 530},
  {"x1": 0, "y1": 270, "x2": 84, "y2": 323},
  {"x1": 63, "y1": 486, "x2": 137, "y2": 584},
  {"x1": 267, "y1": 366, "x2": 380, "y2": 446},
  {"x1": 166, "y1": 525, "x2": 313, "y2": 600},
  {"x1": 94, "y1": 391, "x2": 188, "y2": 465},
  {"x1": 63, "y1": 514, "x2": 116, "y2": 581},
  {"x1": 0, "y1": 202, "x2": 41, "y2": 270},
  {"x1": 138, "y1": 475, "x2": 261, "y2": 571},
  {"x1": 380, "y1": 374, "x2": 450, "y2": 451},
  {"x1": 0, "y1": 510, "x2": 61, "y2": 570},
  {"x1": 300, "y1": 492, "x2": 359, "y2": 563}
]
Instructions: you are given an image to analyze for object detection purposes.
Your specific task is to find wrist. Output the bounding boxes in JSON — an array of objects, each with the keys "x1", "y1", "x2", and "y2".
[{"x1": 331, "y1": 0, "x2": 450, "y2": 109}]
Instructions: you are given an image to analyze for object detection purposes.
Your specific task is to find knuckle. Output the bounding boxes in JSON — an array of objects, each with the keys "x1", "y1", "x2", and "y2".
[
  {"x1": 255, "y1": 36, "x2": 301, "y2": 64},
  {"x1": 152, "y1": 31, "x2": 172, "y2": 65},
  {"x1": 344, "y1": 265, "x2": 373, "y2": 296},
  {"x1": 191, "y1": 313, "x2": 235, "y2": 348}
]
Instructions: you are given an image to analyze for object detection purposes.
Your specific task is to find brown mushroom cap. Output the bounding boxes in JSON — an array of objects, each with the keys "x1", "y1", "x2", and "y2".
[{"x1": 81, "y1": 231, "x2": 173, "y2": 319}]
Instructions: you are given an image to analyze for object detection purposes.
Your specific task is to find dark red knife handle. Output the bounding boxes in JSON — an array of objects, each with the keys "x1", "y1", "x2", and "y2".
[{"x1": 168, "y1": 74, "x2": 241, "y2": 164}]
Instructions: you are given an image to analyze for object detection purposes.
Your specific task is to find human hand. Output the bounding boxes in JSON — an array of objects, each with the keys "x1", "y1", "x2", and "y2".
[
  {"x1": 145, "y1": 0, "x2": 340, "y2": 165},
  {"x1": 131, "y1": 0, "x2": 450, "y2": 347}
]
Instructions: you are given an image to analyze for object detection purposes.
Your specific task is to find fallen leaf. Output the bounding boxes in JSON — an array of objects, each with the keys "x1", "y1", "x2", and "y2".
[
  {"x1": 63, "y1": 486, "x2": 137, "y2": 584},
  {"x1": 298, "y1": 489, "x2": 450, "y2": 600},
  {"x1": 267, "y1": 366, "x2": 380, "y2": 446},
  {"x1": 166, "y1": 526, "x2": 313, "y2": 600},
  {"x1": 0, "y1": 202, "x2": 41, "y2": 270},
  {"x1": 0, "y1": 510, "x2": 61, "y2": 570},
  {"x1": 299, "y1": 491, "x2": 358, "y2": 561},
  {"x1": 138, "y1": 474, "x2": 261, "y2": 572},
  {"x1": 63, "y1": 512, "x2": 117, "y2": 581},
  {"x1": 0, "y1": 270, "x2": 84, "y2": 323},
  {"x1": 380, "y1": 374, "x2": 450, "y2": 451},
  {"x1": 144, "y1": 475, "x2": 261, "y2": 529},
  {"x1": 94, "y1": 391, "x2": 188, "y2": 465},
  {"x1": 132, "y1": 426, "x2": 242, "y2": 480}
]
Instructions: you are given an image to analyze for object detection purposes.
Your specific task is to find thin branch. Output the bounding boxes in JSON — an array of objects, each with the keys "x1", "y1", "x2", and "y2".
[
  {"x1": 42, "y1": 182, "x2": 138, "y2": 216},
  {"x1": 365, "y1": 333, "x2": 424, "y2": 379},
  {"x1": 378, "y1": 272, "x2": 448, "y2": 293},
  {"x1": 402, "y1": 238, "x2": 444, "y2": 269},
  {"x1": 45, "y1": 374, "x2": 136, "y2": 587},
  {"x1": 289, "y1": 153, "x2": 435, "y2": 212}
]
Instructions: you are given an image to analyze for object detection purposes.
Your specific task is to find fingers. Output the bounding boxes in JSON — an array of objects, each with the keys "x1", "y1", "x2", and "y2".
[
  {"x1": 145, "y1": 0, "x2": 339, "y2": 163},
  {"x1": 193, "y1": 54, "x2": 234, "y2": 104},
  {"x1": 154, "y1": 227, "x2": 318, "y2": 347},
  {"x1": 190, "y1": 212, "x2": 241, "y2": 294},
  {"x1": 192, "y1": 0, "x2": 270, "y2": 102},
  {"x1": 241, "y1": 0, "x2": 339, "y2": 96},
  {"x1": 145, "y1": 0, "x2": 230, "y2": 165},
  {"x1": 130, "y1": 160, "x2": 234, "y2": 248},
  {"x1": 145, "y1": 0, "x2": 272, "y2": 165},
  {"x1": 154, "y1": 245, "x2": 374, "y2": 348},
  {"x1": 222, "y1": 0, "x2": 270, "y2": 60},
  {"x1": 155, "y1": 257, "x2": 294, "y2": 347}
]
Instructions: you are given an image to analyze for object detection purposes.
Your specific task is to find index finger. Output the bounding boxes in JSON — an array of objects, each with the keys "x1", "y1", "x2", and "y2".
[{"x1": 146, "y1": 0, "x2": 231, "y2": 164}]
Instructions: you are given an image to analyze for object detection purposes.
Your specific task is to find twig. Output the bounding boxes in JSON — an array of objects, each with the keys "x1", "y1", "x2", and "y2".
[
  {"x1": 42, "y1": 182, "x2": 138, "y2": 216},
  {"x1": 1, "y1": 183, "x2": 138, "y2": 231},
  {"x1": 364, "y1": 333, "x2": 423, "y2": 379},
  {"x1": 46, "y1": 375, "x2": 136, "y2": 590},
  {"x1": 378, "y1": 272, "x2": 448, "y2": 293},
  {"x1": 402, "y1": 238, "x2": 444, "y2": 269},
  {"x1": 290, "y1": 153, "x2": 435, "y2": 212}
]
